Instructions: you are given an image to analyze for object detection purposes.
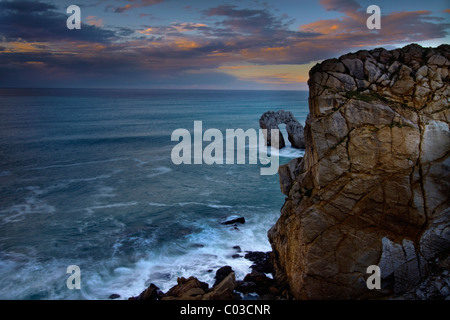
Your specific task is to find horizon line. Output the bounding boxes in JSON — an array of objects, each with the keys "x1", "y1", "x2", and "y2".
[{"x1": 0, "y1": 87, "x2": 310, "y2": 92}]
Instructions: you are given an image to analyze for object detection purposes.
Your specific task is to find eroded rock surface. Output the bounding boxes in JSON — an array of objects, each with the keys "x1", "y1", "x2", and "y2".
[
  {"x1": 259, "y1": 110, "x2": 305, "y2": 149},
  {"x1": 269, "y1": 44, "x2": 450, "y2": 299}
]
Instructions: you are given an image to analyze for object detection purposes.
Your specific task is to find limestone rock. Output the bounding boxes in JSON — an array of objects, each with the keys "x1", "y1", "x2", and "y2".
[
  {"x1": 259, "y1": 110, "x2": 305, "y2": 149},
  {"x1": 161, "y1": 276, "x2": 209, "y2": 300},
  {"x1": 278, "y1": 157, "x2": 302, "y2": 195},
  {"x1": 269, "y1": 43, "x2": 450, "y2": 299},
  {"x1": 213, "y1": 266, "x2": 233, "y2": 286},
  {"x1": 202, "y1": 272, "x2": 236, "y2": 300},
  {"x1": 378, "y1": 238, "x2": 428, "y2": 294},
  {"x1": 134, "y1": 283, "x2": 164, "y2": 300}
]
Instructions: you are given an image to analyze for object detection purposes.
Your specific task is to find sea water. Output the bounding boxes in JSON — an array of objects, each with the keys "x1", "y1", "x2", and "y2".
[{"x1": 0, "y1": 88, "x2": 308, "y2": 299}]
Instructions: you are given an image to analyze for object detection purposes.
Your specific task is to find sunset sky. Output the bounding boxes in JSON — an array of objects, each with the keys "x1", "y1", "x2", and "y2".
[{"x1": 0, "y1": 0, "x2": 449, "y2": 90}]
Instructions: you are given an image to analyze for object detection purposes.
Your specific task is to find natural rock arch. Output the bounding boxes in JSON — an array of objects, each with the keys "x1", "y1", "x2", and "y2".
[{"x1": 259, "y1": 110, "x2": 305, "y2": 149}]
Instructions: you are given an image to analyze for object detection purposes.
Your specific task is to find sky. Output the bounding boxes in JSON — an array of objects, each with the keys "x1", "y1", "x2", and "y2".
[{"x1": 0, "y1": 0, "x2": 449, "y2": 90}]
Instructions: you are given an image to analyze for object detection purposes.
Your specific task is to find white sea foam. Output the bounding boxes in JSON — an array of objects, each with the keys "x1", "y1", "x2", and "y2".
[
  {"x1": 147, "y1": 166, "x2": 173, "y2": 178},
  {"x1": 207, "y1": 204, "x2": 233, "y2": 209},
  {"x1": 84, "y1": 202, "x2": 139, "y2": 214},
  {"x1": 133, "y1": 158, "x2": 149, "y2": 167},
  {"x1": 29, "y1": 158, "x2": 128, "y2": 170},
  {"x1": 147, "y1": 202, "x2": 170, "y2": 207},
  {"x1": 246, "y1": 141, "x2": 304, "y2": 159},
  {"x1": 79, "y1": 209, "x2": 280, "y2": 299},
  {"x1": 147, "y1": 201, "x2": 233, "y2": 209},
  {"x1": 272, "y1": 146, "x2": 305, "y2": 158},
  {"x1": 67, "y1": 170, "x2": 123, "y2": 183},
  {"x1": 94, "y1": 186, "x2": 116, "y2": 198},
  {"x1": 0, "y1": 251, "x2": 87, "y2": 299},
  {"x1": 0, "y1": 196, "x2": 56, "y2": 224}
]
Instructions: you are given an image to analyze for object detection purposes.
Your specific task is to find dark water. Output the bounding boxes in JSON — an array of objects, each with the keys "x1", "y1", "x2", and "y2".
[{"x1": 0, "y1": 88, "x2": 308, "y2": 299}]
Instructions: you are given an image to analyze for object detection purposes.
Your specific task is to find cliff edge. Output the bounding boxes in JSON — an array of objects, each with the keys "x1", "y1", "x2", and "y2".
[{"x1": 268, "y1": 43, "x2": 450, "y2": 299}]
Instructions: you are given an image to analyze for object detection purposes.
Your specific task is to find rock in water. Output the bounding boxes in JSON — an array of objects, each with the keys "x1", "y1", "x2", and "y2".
[
  {"x1": 161, "y1": 276, "x2": 209, "y2": 300},
  {"x1": 214, "y1": 266, "x2": 234, "y2": 286},
  {"x1": 268, "y1": 43, "x2": 450, "y2": 299},
  {"x1": 132, "y1": 283, "x2": 164, "y2": 300},
  {"x1": 259, "y1": 110, "x2": 305, "y2": 149},
  {"x1": 221, "y1": 216, "x2": 245, "y2": 225},
  {"x1": 244, "y1": 251, "x2": 274, "y2": 274},
  {"x1": 203, "y1": 272, "x2": 236, "y2": 300}
]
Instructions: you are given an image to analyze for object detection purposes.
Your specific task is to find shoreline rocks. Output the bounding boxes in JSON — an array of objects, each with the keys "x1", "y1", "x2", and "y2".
[{"x1": 129, "y1": 251, "x2": 285, "y2": 301}]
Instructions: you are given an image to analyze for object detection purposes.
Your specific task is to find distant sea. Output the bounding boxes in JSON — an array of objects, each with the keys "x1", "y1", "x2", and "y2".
[{"x1": 0, "y1": 88, "x2": 308, "y2": 299}]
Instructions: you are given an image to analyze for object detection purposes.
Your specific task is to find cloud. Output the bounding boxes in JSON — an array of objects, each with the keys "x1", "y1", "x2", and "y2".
[
  {"x1": 320, "y1": 0, "x2": 361, "y2": 13},
  {"x1": 0, "y1": 0, "x2": 115, "y2": 43},
  {"x1": 86, "y1": 16, "x2": 104, "y2": 27},
  {"x1": 0, "y1": 0, "x2": 56, "y2": 13},
  {"x1": 0, "y1": 0, "x2": 449, "y2": 89},
  {"x1": 113, "y1": 0, "x2": 165, "y2": 13},
  {"x1": 298, "y1": 3, "x2": 450, "y2": 52},
  {"x1": 215, "y1": 64, "x2": 313, "y2": 84},
  {"x1": 204, "y1": 4, "x2": 293, "y2": 37}
]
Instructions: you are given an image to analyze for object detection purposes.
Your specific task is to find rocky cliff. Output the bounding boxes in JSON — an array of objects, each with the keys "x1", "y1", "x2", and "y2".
[{"x1": 269, "y1": 44, "x2": 450, "y2": 299}]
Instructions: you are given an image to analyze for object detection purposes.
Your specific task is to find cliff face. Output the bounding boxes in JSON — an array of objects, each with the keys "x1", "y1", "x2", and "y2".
[{"x1": 268, "y1": 44, "x2": 450, "y2": 299}]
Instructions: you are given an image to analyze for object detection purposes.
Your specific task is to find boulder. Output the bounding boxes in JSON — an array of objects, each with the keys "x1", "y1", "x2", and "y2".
[
  {"x1": 244, "y1": 251, "x2": 274, "y2": 274},
  {"x1": 213, "y1": 266, "x2": 233, "y2": 286},
  {"x1": 161, "y1": 276, "x2": 209, "y2": 300},
  {"x1": 135, "y1": 283, "x2": 164, "y2": 300},
  {"x1": 221, "y1": 216, "x2": 245, "y2": 225},
  {"x1": 202, "y1": 272, "x2": 236, "y2": 300}
]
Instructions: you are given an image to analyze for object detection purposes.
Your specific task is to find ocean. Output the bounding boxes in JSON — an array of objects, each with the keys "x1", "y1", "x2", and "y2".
[{"x1": 0, "y1": 88, "x2": 308, "y2": 299}]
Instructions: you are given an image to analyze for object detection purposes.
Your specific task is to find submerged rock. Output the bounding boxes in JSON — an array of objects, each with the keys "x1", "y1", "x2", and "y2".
[{"x1": 221, "y1": 216, "x2": 245, "y2": 225}]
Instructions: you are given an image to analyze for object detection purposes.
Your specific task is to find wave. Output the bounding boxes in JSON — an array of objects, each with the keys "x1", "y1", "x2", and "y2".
[
  {"x1": 28, "y1": 158, "x2": 128, "y2": 171},
  {"x1": 245, "y1": 142, "x2": 304, "y2": 159},
  {"x1": 67, "y1": 171, "x2": 122, "y2": 183},
  {"x1": 40, "y1": 134, "x2": 166, "y2": 147},
  {"x1": 0, "y1": 196, "x2": 56, "y2": 224},
  {"x1": 273, "y1": 146, "x2": 305, "y2": 158},
  {"x1": 147, "y1": 167, "x2": 173, "y2": 178},
  {"x1": 94, "y1": 187, "x2": 116, "y2": 199},
  {"x1": 206, "y1": 204, "x2": 233, "y2": 209},
  {"x1": 0, "y1": 252, "x2": 83, "y2": 299},
  {"x1": 147, "y1": 202, "x2": 232, "y2": 209},
  {"x1": 147, "y1": 202, "x2": 170, "y2": 207},
  {"x1": 84, "y1": 202, "x2": 139, "y2": 214},
  {"x1": 81, "y1": 209, "x2": 282, "y2": 298}
]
